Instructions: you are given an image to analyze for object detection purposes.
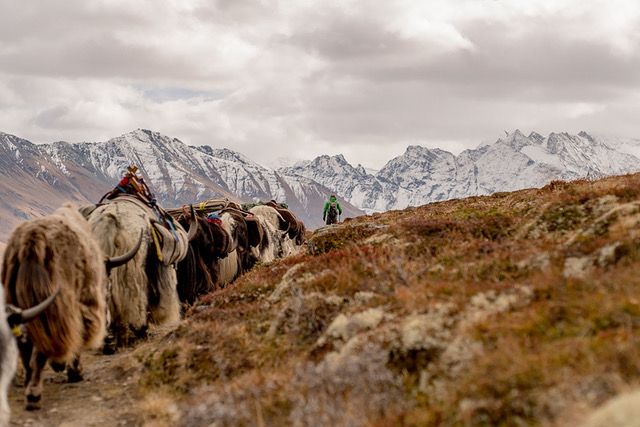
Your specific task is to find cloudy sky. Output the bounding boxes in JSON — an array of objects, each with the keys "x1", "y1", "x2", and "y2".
[{"x1": 1, "y1": 0, "x2": 639, "y2": 168}]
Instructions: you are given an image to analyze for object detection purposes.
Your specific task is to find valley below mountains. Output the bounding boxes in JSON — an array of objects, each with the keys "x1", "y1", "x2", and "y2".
[{"x1": 1, "y1": 128, "x2": 639, "y2": 241}]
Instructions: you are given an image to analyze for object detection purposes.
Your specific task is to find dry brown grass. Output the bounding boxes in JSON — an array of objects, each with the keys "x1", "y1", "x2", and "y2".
[{"x1": 134, "y1": 173, "x2": 640, "y2": 426}]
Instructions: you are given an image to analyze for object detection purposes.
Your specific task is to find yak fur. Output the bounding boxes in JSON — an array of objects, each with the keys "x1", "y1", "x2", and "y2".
[
  {"x1": 249, "y1": 205, "x2": 291, "y2": 263},
  {"x1": 87, "y1": 196, "x2": 189, "y2": 346},
  {"x1": 1, "y1": 204, "x2": 108, "y2": 408},
  {"x1": 0, "y1": 286, "x2": 17, "y2": 426},
  {"x1": 176, "y1": 216, "x2": 231, "y2": 305},
  {"x1": 218, "y1": 209, "x2": 262, "y2": 286}
]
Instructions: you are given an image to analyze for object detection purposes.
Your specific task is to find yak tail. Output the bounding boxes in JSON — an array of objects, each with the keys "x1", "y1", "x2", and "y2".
[{"x1": 14, "y1": 245, "x2": 82, "y2": 363}]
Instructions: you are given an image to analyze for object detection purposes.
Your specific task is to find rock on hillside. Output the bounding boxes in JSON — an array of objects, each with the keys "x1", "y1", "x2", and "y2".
[{"x1": 131, "y1": 172, "x2": 640, "y2": 426}]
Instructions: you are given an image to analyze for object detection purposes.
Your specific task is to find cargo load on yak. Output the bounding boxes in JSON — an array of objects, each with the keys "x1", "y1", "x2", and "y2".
[
  {"x1": 80, "y1": 165, "x2": 197, "y2": 349},
  {"x1": 94, "y1": 165, "x2": 189, "y2": 265}
]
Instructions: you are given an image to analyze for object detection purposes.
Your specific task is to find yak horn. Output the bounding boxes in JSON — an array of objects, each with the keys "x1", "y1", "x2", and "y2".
[
  {"x1": 105, "y1": 230, "x2": 143, "y2": 272},
  {"x1": 7, "y1": 287, "x2": 61, "y2": 327},
  {"x1": 187, "y1": 204, "x2": 199, "y2": 241}
]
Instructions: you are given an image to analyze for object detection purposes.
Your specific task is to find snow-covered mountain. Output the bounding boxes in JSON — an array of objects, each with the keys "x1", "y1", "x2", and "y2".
[
  {"x1": 0, "y1": 129, "x2": 363, "y2": 240},
  {"x1": 281, "y1": 130, "x2": 640, "y2": 212},
  {"x1": 1, "y1": 128, "x2": 640, "y2": 242},
  {"x1": 0, "y1": 132, "x2": 102, "y2": 238}
]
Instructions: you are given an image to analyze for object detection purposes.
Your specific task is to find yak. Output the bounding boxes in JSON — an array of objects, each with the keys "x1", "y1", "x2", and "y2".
[
  {"x1": 176, "y1": 214, "x2": 232, "y2": 305},
  {"x1": 1, "y1": 204, "x2": 140, "y2": 410},
  {"x1": 251, "y1": 202, "x2": 307, "y2": 260},
  {"x1": 0, "y1": 284, "x2": 20, "y2": 426},
  {"x1": 175, "y1": 207, "x2": 265, "y2": 304},
  {"x1": 87, "y1": 195, "x2": 196, "y2": 349},
  {"x1": 217, "y1": 208, "x2": 258, "y2": 286},
  {"x1": 265, "y1": 201, "x2": 307, "y2": 246},
  {"x1": 249, "y1": 205, "x2": 293, "y2": 263},
  {"x1": 0, "y1": 284, "x2": 58, "y2": 425}
]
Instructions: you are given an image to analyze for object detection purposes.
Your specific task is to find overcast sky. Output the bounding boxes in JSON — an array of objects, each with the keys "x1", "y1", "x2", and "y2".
[{"x1": 1, "y1": 0, "x2": 639, "y2": 168}]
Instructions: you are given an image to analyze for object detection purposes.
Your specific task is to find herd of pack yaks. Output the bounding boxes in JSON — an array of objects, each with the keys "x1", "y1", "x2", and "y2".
[{"x1": 0, "y1": 191, "x2": 306, "y2": 425}]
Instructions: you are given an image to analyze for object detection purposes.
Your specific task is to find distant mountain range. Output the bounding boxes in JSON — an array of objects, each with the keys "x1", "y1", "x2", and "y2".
[
  {"x1": 0, "y1": 128, "x2": 639, "y2": 241},
  {"x1": 283, "y1": 130, "x2": 640, "y2": 213},
  {"x1": 0, "y1": 129, "x2": 363, "y2": 239}
]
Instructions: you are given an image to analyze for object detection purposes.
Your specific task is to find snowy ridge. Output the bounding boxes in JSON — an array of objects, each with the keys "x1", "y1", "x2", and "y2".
[
  {"x1": 282, "y1": 130, "x2": 640, "y2": 212},
  {"x1": 1, "y1": 128, "x2": 639, "y2": 240},
  {"x1": 2, "y1": 130, "x2": 362, "y2": 234}
]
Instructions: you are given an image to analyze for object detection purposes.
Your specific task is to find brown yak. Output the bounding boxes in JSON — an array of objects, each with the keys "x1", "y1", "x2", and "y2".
[
  {"x1": 1, "y1": 283, "x2": 58, "y2": 425},
  {"x1": 176, "y1": 214, "x2": 232, "y2": 305},
  {"x1": 1, "y1": 204, "x2": 140, "y2": 410},
  {"x1": 175, "y1": 207, "x2": 265, "y2": 303}
]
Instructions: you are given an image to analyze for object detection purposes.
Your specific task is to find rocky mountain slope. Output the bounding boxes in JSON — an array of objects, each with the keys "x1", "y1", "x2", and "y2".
[
  {"x1": 0, "y1": 132, "x2": 100, "y2": 238},
  {"x1": 4, "y1": 129, "x2": 640, "y2": 425},
  {"x1": 282, "y1": 130, "x2": 640, "y2": 213},
  {"x1": 44, "y1": 129, "x2": 364, "y2": 228},
  {"x1": 6, "y1": 171, "x2": 640, "y2": 426},
  {"x1": 58, "y1": 171, "x2": 640, "y2": 426},
  {"x1": 1, "y1": 129, "x2": 640, "y2": 241},
  {"x1": 0, "y1": 130, "x2": 363, "y2": 240}
]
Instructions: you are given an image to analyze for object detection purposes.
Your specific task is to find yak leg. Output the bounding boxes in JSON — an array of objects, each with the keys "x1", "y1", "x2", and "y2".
[
  {"x1": 66, "y1": 354, "x2": 83, "y2": 383},
  {"x1": 25, "y1": 351, "x2": 47, "y2": 411},
  {"x1": 17, "y1": 338, "x2": 33, "y2": 387},
  {"x1": 102, "y1": 325, "x2": 118, "y2": 355}
]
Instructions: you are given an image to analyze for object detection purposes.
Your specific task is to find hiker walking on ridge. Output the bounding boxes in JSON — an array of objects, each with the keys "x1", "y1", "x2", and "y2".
[{"x1": 323, "y1": 194, "x2": 343, "y2": 225}]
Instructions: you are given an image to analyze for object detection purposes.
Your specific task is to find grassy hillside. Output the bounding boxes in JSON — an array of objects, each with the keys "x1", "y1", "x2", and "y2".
[{"x1": 134, "y1": 173, "x2": 640, "y2": 426}]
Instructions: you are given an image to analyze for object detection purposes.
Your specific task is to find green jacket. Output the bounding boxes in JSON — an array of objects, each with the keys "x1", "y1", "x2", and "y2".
[{"x1": 323, "y1": 196, "x2": 343, "y2": 217}]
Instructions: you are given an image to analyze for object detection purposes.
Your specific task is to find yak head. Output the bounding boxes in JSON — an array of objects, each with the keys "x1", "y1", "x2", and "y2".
[
  {"x1": 5, "y1": 287, "x2": 60, "y2": 329},
  {"x1": 104, "y1": 230, "x2": 144, "y2": 275}
]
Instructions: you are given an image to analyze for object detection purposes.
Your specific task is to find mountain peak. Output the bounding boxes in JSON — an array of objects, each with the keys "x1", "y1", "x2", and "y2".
[
  {"x1": 121, "y1": 128, "x2": 155, "y2": 140},
  {"x1": 500, "y1": 129, "x2": 532, "y2": 151},
  {"x1": 331, "y1": 154, "x2": 349, "y2": 164},
  {"x1": 0, "y1": 132, "x2": 35, "y2": 152},
  {"x1": 404, "y1": 145, "x2": 450, "y2": 156},
  {"x1": 308, "y1": 154, "x2": 354, "y2": 171},
  {"x1": 578, "y1": 131, "x2": 594, "y2": 142}
]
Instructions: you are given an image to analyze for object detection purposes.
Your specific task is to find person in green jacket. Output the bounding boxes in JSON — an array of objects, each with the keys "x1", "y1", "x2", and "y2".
[{"x1": 323, "y1": 194, "x2": 343, "y2": 225}]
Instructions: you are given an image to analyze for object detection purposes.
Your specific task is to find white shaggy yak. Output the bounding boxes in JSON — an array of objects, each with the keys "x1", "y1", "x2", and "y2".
[
  {"x1": 0, "y1": 286, "x2": 17, "y2": 427},
  {"x1": 249, "y1": 205, "x2": 290, "y2": 263},
  {"x1": 0, "y1": 284, "x2": 59, "y2": 424},
  {"x1": 87, "y1": 196, "x2": 195, "y2": 347},
  {"x1": 282, "y1": 235, "x2": 301, "y2": 257},
  {"x1": 217, "y1": 212, "x2": 240, "y2": 286}
]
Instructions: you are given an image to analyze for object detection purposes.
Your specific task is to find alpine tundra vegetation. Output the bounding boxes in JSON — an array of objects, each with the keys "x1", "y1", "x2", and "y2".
[{"x1": 106, "y1": 172, "x2": 640, "y2": 426}]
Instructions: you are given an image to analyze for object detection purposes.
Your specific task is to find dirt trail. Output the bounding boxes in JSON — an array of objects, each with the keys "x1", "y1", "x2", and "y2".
[{"x1": 9, "y1": 344, "x2": 146, "y2": 426}]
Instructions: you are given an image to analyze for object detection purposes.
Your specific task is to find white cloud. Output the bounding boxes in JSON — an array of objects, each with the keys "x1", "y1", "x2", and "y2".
[{"x1": 0, "y1": 0, "x2": 639, "y2": 168}]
